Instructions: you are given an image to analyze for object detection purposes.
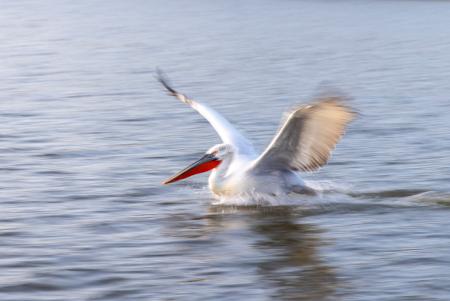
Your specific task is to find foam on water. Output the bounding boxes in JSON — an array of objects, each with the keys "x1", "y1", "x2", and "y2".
[{"x1": 197, "y1": 179, "x2": 447, "y2": 209}]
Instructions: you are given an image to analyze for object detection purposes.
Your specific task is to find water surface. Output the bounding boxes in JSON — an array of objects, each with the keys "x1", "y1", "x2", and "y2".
[{"x1": 1, "y1": 0, "x2": 450, "y2": 300}]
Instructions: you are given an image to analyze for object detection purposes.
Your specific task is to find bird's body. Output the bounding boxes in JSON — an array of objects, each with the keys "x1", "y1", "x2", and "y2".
[
  {"x1": 159, "y1": 72, "x2": 354, "y2": 203},
  {"x1": 210, "y1": 167, "x2": 307, "y2": 201},
  {"x1": 205, "y1": 146, "x2": 306, "y2": 198}
]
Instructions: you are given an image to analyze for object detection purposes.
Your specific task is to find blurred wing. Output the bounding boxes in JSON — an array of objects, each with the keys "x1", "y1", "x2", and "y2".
[
  {"x1": 157, "y1": 71, "x2": 256, "y2": 157},
  {"x1": 250, "y1": 97, "x2": 355, "y2": 172}
]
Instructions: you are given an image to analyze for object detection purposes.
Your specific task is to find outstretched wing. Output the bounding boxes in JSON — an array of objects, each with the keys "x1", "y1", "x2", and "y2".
[
  {"x1": 157, "y1": 70, "x2": 256, "y2": 157},
  {"x1": 250, "y1": 97, "x2": 355, "y2": 173}
]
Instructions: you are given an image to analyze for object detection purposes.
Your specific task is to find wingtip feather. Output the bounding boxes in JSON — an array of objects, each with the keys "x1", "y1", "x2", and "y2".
[
  {"x1": 156, "y1": 69, "x2": 193, "y2": 105},
  {"x1": 156, "y1": 68, "x2": 177, "y2": 96}
]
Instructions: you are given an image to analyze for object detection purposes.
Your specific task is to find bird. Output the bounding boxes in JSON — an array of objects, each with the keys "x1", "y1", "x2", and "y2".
[{"x1": 158, "y1": 71, "x2": 355, "y2": 204}]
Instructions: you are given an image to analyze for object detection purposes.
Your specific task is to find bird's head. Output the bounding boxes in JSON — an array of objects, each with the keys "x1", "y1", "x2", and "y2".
[
  {"x1": 162, "y1": 144, "x2": 233, "y2": 185},
  {"x1": 206, "y1": 144, "x2": 234, "y2": 161}
]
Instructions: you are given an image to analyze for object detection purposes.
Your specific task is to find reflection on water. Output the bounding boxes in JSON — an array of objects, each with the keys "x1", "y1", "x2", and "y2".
[
  {"x1": 251, "y1": 209, "x2": 338, "y2": 301},
  {"x1": 162, "y1": 206, "x2": 339, "y2": 300}
]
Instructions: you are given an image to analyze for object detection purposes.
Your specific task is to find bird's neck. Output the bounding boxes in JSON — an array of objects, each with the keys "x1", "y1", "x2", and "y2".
[{"x1": 208, "y1": 154, "x2": 233, "y2": 195}]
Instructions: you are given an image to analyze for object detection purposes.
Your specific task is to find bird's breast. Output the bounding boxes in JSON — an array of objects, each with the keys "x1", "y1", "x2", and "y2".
[{"x1": 208, "y1": 170, "x2": 294, "y2": 198}]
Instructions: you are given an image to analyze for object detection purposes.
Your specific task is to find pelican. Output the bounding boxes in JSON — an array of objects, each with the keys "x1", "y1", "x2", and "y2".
[{"x1": 159, "y1": 72, "x2": 355, "y2": 203}]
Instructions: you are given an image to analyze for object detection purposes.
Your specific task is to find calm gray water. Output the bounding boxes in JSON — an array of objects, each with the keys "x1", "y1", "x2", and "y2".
[{"x1": 2, "y1": 0, "x2": 450, "y2": 300}]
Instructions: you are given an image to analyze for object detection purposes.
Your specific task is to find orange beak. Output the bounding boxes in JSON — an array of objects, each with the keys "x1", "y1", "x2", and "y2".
[{"x1": 163, "y1": 153, "x2": 221, "y2": 184}]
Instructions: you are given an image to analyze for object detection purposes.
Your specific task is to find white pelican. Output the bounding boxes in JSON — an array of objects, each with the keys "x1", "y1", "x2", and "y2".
[{"x1": 159, "y1": 72, "x2": 355, "y2": 203}]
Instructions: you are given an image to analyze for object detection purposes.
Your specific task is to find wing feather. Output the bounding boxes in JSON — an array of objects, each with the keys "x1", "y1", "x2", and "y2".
[
  {"x1": 157, "y1": 71, "x2": 256, "y2": 157},
  {"x1": 250, "y1": 97, "x2": 355, "y2": 172}
]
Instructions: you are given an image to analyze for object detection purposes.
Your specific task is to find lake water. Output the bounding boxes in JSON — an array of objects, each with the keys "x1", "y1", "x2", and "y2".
[{"x1": 1, "y1": 0, "x2": 450, "y2": 300}]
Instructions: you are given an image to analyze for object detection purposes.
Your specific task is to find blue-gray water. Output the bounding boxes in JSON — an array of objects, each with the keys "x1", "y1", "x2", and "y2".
[{"x1": 2, "y1": 0, "x2": 450, "y2": 300}]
